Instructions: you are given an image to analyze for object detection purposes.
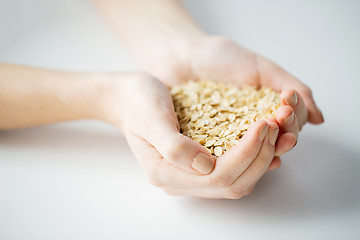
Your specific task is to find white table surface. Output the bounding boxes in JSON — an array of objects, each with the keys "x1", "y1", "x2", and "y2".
[{"x1": 1, "y1": 0, "x2": 359, "y2": 239}]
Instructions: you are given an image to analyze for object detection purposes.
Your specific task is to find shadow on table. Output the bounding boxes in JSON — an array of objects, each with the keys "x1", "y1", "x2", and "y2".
[
  {"x1": 2, "y1": 124, "x2": 360, "y2": 220},
  {"x1": 179, "y1": 133, "x2": 360, "y2": 220},
  {"x1": 0, "y1": 122, "x2": 135, "y2": 169},
  {"x1": 0, "y1": 123, "x2": 128, "y2": 152}
]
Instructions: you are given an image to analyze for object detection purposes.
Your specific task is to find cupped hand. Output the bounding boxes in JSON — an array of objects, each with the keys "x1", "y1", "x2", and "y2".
[
  {"x1": 102, "y1": 73, "x2": 279, "y2": 198},
  {"x1": 145, "y1": 36, "x2": 324, "y2": 159}
]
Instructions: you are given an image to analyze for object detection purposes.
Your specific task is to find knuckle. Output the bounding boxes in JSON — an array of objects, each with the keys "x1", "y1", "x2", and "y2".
[
  {"x1": 209, "y1": 175, "x2": 233, "y2": 187},
  {"x1": 147, "y1": 168, "x2": 166, "y2": 188},
  {"x1": 268, "y1": 121, "x2": 279, "y2": 130},
  {"x1": 301, "y1": 87, "x2": 313, "y2": 98},
  {"x1": 166, "y1": 136, "x2": 187, "y2": 160},
  {"x1": 283, "y1": 104, "x2": 293, "y2": 112},
  {"x1": 225, "y1": 187, "x2": 245, "y2": 199},
  {"x1": 244, "y1": 188, "x2": 254, "y2": 196},
  {"x1": 148, "y1": 174, "x2": 164, "y2": 188}
]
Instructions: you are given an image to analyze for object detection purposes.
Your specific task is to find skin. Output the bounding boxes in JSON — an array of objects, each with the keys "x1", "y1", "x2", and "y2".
[
  {"x1": 0, "y1": 64, "x2": 107, "y2": 128},
  {"x1": 95, "y1": 0, "x2": 324, "y2": 197},
  {"x1": 0, "y1": 0, "x2": 324, "y2": 199},
  {"x1": 0, "y1": 65, "x2": 279, "y2": 199}
]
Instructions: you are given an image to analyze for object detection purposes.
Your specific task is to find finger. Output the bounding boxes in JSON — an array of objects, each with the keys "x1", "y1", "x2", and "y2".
[
  {"x1": 266, "y1": 117, "x2": 297, "y2": 156},
  {"x1": 162, "y1": 187, "x2": 229, "y2": 199},
  {"x1": 165, "y1": 122, "x2": 279, "y2": 199},
  {"x1": 278, "y1": 76, "x2": 324, "y2": 124},
  {"x1": 293, "y1": 85, "x2": 324, "y2": 124},
  {"x1": 243, "y1": 156, "x2": 280, "y2": 196},
  {"x1": 244, "y1": 183, "x2": 256, "y2": 196},
  {"x1": 163, "y1": 155, "x2": 280, "y2": 199},
  {"x1": 268, "y1": 157, "x2": 282, "y2": 171},
  {"x1": 231, "y1": 122, "x2": 278, "y2": 191},
  {"x1": 133, "y1": 82, "x2": 215, "y2": 175},
  {"x1": 127, "y1": 133, "x2": 211, "y2": 188},
  {"x1": 280, "y1": 89, "x2": 307, "y2": 128},
  {"x1": 246, "y1": 159, "x2": 282, "y2": 195},
  {"x1": 155, "y1": 156, "x2": 282, "y2": 190},
  {"x1": 275, "y1": 105, "x2": 299, "y2": 137},
  {"x1": 126, "y1": 133, "x2": 166, "y2": 186},
  {"x1": 210, "y1": 120, "x2": 269, "y2": 185},
  {"x1": 164, "y1": 185, "x2": 255, "y2": 199},
  {"x1": 259, "y1": 59, "x2": 324, "y2": 124},
  {"x1": 147, "y1": 122, "x2": 215, "y2": 175},
  {"x1": 274, "y1": 132, "x2": 297, "y2": 157}
]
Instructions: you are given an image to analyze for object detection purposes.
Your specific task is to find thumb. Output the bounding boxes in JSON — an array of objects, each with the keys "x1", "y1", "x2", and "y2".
[{"x1": 137, "y1": 101, "x2": 215, "y2": 175}]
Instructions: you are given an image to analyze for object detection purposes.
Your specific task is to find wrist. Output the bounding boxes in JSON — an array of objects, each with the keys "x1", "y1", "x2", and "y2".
[
  {"x1": 69, "y1": 72, "x2": 121, "y2": 123},
  {"x1": 91, "y1": 72, "x2": 131, "y2": 131}
]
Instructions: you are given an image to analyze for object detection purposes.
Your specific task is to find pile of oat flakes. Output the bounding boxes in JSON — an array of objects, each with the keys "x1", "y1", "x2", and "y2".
[{"x1": 170, "y1": 80, "x2": 280, "y2": 156}]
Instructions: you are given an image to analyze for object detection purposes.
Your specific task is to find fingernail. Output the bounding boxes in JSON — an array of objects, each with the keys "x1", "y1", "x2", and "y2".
[
  {"x1": 192, "y1": 153, "x2": 214, "y2": 174},
  {"x1": 285, "y1": 92, "x2": 298, "y2": 106},
  {"x1": 259, "y1": 124, "x2": 269, "y2": 141},
  {"x1": 284, "y1": 111, "x2": 294, "y2": 126},
  {"x1": 269, "y1": 128, "x2": 279, "y2": 145}
]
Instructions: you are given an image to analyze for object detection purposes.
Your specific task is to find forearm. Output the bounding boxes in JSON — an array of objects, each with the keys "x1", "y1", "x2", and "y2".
[
  {"x1": 94, "y1": 0, "x2": 206, "y2": 66},
  {"x1": 0, "y1": 64, "x2": 109, "y2": 129}
]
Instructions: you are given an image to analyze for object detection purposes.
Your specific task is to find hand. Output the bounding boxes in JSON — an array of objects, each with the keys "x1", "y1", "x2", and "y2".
[
  {"x1": 95, "y1": 0, "x2": 324, "y2": 197},
  {"x1": 144, "y1": 36, "x2": 325, "y2": 159},
  {"x1": 102, "y1": 72, "x2": 279, "y2": 198}
]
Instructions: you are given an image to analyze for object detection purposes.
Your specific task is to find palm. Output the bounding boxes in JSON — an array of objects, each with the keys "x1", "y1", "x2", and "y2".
[
  {"x1": 182, "y1": 40, "x2": 260, "y2": 87},
  {"x1": 149, "y1": 37, "x2": 323, "y2": 128},
  {"x1": 151, "y1": 38, "x2": 259, "y2": 87},
  {"x1": 146, "y1": 37, "x2": 324, "y2": 160}
]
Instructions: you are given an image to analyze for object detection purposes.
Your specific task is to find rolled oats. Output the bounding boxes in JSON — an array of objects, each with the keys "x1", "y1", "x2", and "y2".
[{"x1": 171, "y1": 80, "x2": 280, "y2": 156}]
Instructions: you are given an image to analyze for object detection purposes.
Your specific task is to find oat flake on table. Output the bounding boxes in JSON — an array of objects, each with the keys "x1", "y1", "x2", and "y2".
[{"x1": 170, "y1": 80, "x2": 280, "y2": 156}]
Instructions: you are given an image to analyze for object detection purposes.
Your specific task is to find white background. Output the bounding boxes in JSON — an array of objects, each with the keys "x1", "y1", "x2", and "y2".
[{"x1": 1, "y1": 0, "x2": 359, "y2": 239}]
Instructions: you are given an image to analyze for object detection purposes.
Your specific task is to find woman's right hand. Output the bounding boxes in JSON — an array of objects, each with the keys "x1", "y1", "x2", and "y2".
[{"x1": 102, "y1": 73, "x2": 280, "y2": 199}]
